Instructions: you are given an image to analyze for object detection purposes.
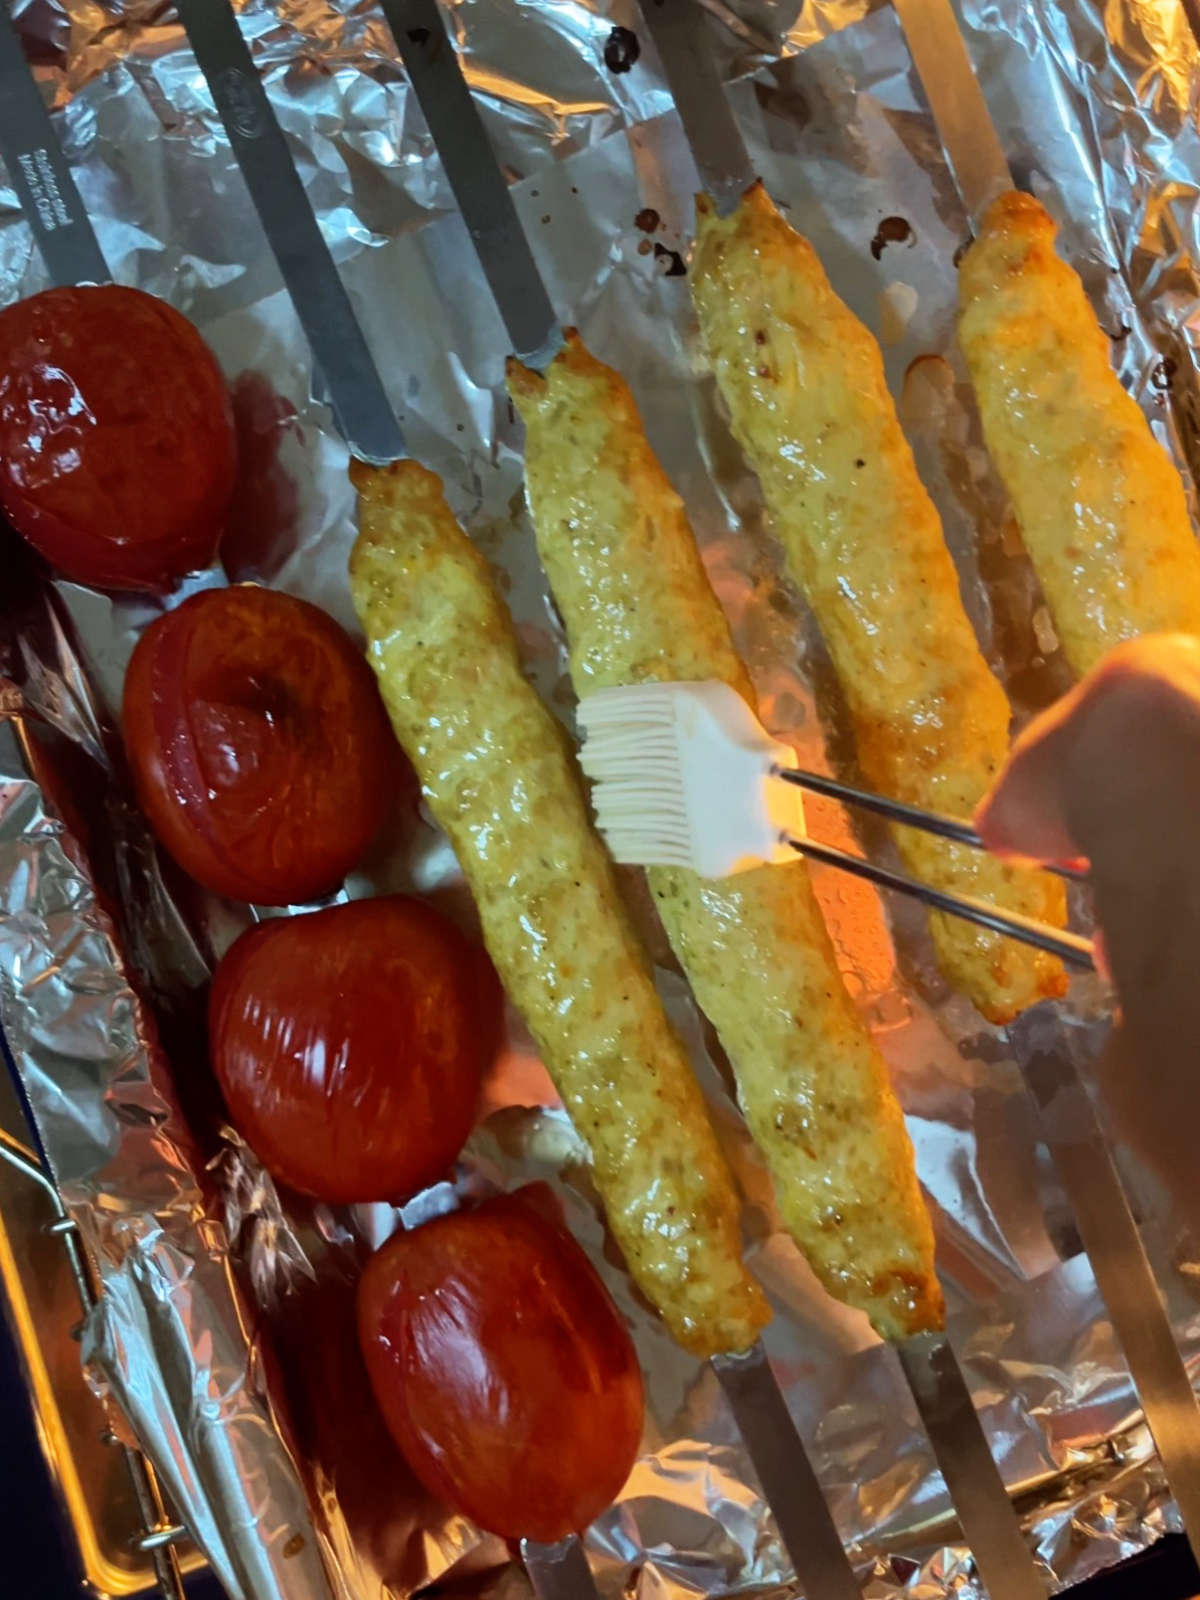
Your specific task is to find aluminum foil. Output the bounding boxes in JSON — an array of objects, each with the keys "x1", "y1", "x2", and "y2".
[
  {"x1": 0, "y1": 0, "x2": 1199, "y2": 1596},
  {"x1": 0, "y1": 603, "x2": 333, "y2": 1600}
]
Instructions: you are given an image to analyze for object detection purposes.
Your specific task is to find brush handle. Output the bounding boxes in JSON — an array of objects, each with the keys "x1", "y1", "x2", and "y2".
[
  {"x1": 775, "y1": 766, "x2": 1086, "y2": 881},
  {"x1": 786, "y1": 834, "x2": 1096, "y2": 969}
]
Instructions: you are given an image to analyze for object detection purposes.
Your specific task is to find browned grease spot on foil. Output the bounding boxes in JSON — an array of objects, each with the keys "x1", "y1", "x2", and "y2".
[
  {"x1": 603, "y1": 24, "x2": 640, "y2": 72},
  {"x1": 635, "y1": 206, "x2": 661, "y2": 233},
  {"x1": 900, "y1": 353, "x2": 955, "y2": 429},
  {"x1": 870, "y1": 215, "x2": 913, "y2": 260}
]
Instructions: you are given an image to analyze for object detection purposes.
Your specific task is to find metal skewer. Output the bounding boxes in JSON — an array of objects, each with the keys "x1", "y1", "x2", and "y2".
[
  {"x1": 520, "y1": 1536, "x2": 610, "y2": 1600},
  {"x1": 375, "y1": 0, "x2": 560, "y2": 368},
  {"x1": 638, "y1": 0, "x2": 756, "y2": 216},
  {"x1": 174, "y1": 0, "x2": 403, "y2": 466},
  {"x1": 887, "y1": 0, "x2": 1012, "y2": 227},
  {"x1": 0, "y1": 6, "x2": 109, "y2": 285},
  {"x1": 896, "y1": 1333, "x2": 1047, "y2": 1600},
  {"x1": 1009, "y1": 1005, "x2": 1200, "y2": 1574},
  {"x1": 712, "y1": 1345, "x2": 862, "y2": 1599}
]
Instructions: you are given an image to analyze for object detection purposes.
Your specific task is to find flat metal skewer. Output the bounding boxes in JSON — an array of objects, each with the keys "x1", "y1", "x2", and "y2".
[
  {"x1": 0, "y1": 6, "x2": 110, "y2": 285},
  {"x1": 520, "y1": 1536, "x2": 603, "y2": 1599},
  {"x1": 174, "y1": 0, "x2": 405, "y2": 467},
  {"x1": 897, "y1": 1333, "x2": 1048, "y2": 1599},
  {"x1": 636, "y1": 0, "x2": 756, "y2": 215},
  {"x1": 1010, "y1": 1008, "x2": 1200, "y2": 1574},
  {"x1": 375, "y1": 0, "x2": 561, "y2": 368},
  {"x1": 714, "y1": 1343, "x2": 862, "y2": 1599},
  {"x1": 887, "y1": 0, "x2": 1011, "y2": 226}
]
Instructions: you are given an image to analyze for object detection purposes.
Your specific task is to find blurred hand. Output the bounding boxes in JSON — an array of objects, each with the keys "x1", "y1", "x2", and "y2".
[
  {"x1": 976, "y1": 634, "x2": 1200, "y2": 1223},
  {"x1": 976, "y1": 633, "x2": 1200, "y2": 878}
]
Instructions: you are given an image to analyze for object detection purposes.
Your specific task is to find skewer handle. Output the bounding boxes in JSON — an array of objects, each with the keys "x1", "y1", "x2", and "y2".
[
  {"x1": 712, "y1": 1341, "x2": 862, "y2": 1600},
  {"x1": 776, "y1": 766, "x2": 1085, "y2": 881},
  {"x1": 375, "y1": 0, "x2": 561, "y2": 367},
  {"x1": 1014, "y1": 1014, "x2": 1200, "y2": 1573},
  {"x1": 898, "y1": 1332, "x2": 1049, "y2": 1600},
  {"x1": 0, "y1": 6, "x2": 110, "y2": 285},
  {"x1": 174, "y1": 0, "x2": 406, "y2": 465},
  {"x1": 787, "y1": 834, "x2": 1096, "y2": 969}
]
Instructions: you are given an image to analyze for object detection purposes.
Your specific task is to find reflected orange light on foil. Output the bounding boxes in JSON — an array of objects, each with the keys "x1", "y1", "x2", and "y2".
[{"x1": 804, "y1": 789, "x2": 904, "y2": 1012}]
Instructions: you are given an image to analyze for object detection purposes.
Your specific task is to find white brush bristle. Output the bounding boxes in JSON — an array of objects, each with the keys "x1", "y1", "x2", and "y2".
[{"x1": 577, "y1": 680, "x2": 805, "y2": 878}]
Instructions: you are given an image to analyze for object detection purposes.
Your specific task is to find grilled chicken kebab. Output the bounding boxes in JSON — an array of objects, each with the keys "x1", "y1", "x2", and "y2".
[
  {"x1": 510, "y1": 334, "x2": 942, "y2": 1340},
  {"x1": 959, "y1": 190, "x2": 1200, "y2": 676},
  {"x1": 691, "y1": 181, "x2": 1066, "y2": 1026},
  {"x1": 349, "y1": 457, "x2": 768, "y2": 1358}
]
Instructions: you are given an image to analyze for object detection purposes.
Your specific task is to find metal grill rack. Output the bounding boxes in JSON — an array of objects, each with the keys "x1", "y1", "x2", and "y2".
[{"x1": 0, "y1": 1122, "x2": 189, "y2": 1600}]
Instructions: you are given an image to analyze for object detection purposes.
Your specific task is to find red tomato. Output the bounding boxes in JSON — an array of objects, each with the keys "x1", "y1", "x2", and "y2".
[
  {"x1": 123, "y1": 585, "x2": 393, "y2": 904},
  {"x1": 0, "y1": 285, "x2": 236, "y2": 590},
  {"x1": 209, "y1": 896, "x2": 492, "y2": 1204},
  {"x1": 357, "y1": 1186, "x2": 644, "y2": 1542}
]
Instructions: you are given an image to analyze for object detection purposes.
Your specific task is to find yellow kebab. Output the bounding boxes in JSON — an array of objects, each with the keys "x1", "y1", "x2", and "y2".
[
  {"x1": 348, "y1": 457, "x2": 767, "y2": 1358},
  {"x1": 509, "y1": 332, "x2": 942, "y2": 1340},
  {"x1": 958, "y1": 190, "x2": 1200, "y2": 677},
  {"x1": 691, "y1": 182, "x2": 1067, "y2": 1026}
]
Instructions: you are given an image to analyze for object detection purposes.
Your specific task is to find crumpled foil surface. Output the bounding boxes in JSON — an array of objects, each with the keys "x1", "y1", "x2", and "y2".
[
  {"x1": 0, "y1": 0, "x2": 1198, "y2": 1595},
  {"x1": 0, "y1": 601, "x2": 334, "y2": 1600}
]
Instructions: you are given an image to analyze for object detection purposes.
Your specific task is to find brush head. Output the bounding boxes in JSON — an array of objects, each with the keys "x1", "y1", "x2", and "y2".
[{"x1": 576, "y1": 680, "x2": 805, "y2": 878}]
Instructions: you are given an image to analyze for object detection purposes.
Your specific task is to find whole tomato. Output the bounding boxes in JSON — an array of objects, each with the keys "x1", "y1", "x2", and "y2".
[
  {"x1": 0, "y1": 285, "x2": 236, "y2": 590},
  {"x1": 357, "y1": 1186, "x2": 644, "y2": 1543},
  {"x1": 209, "y1": 896, "x2": 493, "y2": 1204},
  {"x1": 123, "y1": 585, "x2": 393, "y2": 904}
]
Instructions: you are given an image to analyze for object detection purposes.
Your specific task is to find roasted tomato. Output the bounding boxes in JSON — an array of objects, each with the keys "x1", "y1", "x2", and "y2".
[
  {"x1": 357, "y1": 1186, "x2": 644, "y2": 1542},
  {"x1": 123, "y1": 585, "x2": 393, "y2": 904},
  {"x1": 209, "y1": 896, "x2": 493, "y2": 1204},
  {"x1": 0, "y1": 285, "x2": 236, "y2": 590}
]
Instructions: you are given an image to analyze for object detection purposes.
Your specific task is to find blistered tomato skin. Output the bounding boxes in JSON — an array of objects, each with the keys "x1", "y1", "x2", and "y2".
[
  {"x1": 123, "y1": 585, "x2": 394, "y2": 905},
  {"x1": 357, "y1": 1186, "x2": 645, "y2": 1543},
  {"x1": 0, "y1": 285, "x2": 237, "y2": 590},
  {"x1": 209, "y1": 896, "x2": 491, "y2": 1204}
]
